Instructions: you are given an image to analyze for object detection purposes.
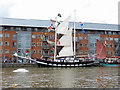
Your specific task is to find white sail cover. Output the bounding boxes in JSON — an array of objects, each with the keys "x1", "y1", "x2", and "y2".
[
  {"x1": 56, "y1": 16, "x2": 70, "y2": 34},
  {"x1": 58, "y1": 27, "x2": 73, "y2": 57}
]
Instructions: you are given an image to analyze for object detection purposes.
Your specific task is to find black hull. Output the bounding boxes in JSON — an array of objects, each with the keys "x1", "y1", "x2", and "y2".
[{"x1": 36, "y1": 60, "x2": 94, "y2": 67}]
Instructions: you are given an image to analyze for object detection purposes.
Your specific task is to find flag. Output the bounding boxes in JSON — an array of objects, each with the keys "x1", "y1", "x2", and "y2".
[
  {"x1": 82, "y1": 28, "x2": 85, "y2": 34},
  {"x1": 58, "y1": 13, "x2": 61, "y2": 17}
]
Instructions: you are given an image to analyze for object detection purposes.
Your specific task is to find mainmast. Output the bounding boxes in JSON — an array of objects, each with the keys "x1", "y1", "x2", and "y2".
[{"x1": 74, "y1": 10, "x2": 76, "y2": 58}]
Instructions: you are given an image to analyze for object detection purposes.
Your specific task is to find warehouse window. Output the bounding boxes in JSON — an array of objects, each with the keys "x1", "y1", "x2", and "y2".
[
  {"x1": 16, "y1": 27, "x2": 21, "y2": 31},
  {"x1": 0, "y1": 34, "x2": 3, "y2": 38},
  {"x1": 118, "y1": 32, "x2": 120, "y2": 35},
  {"x1": 38, "y1": 35, "x2": 42, "y2": 39},
  {"x1": 100, "y1": 31, "x2": 104, "y2": 34},
  {"x1": 85, "y1": 36, "x2": 88, "y2": 40},
  {"x1": 13, "y1": 42, "x2": 16, "y2": 48},
  {"x1": 32, "y1": 35, "x2": 35, "y2": 39},
  {"x1": 0, "y1": 42, "x2": 3, "y2": 46},
  {"x1": 10, "y1": 27, "x2": 14, "y2": 31},
  {"x1": 79, "y1": 36, "x2": 83, "y2": 40},
  {"x1": 79, "y1": 51, "x2": 83, "y2": 54},
  {"x1": 114, "y1": 38, "x2": 118, "y2": 42},
  {"x1": 34, "y1": 28, "x2": 38, "y2": 31},
  {"x1": 106, "y1": 44, "x2": 109, "y2": 48},
  {"x1": 50, "y1": 50, "x2": 54, "y2": 55},
  {"x1": 80, "y1": 43, "x2": 83, "y2": 47},
  {"x1": 5, "y1": 50, "x2": 9, "y2": 54},
  {"x1": 110, "y1": 51, "x2": 113, "y2": 55},
  {"x1": 0, "y1": 27, "x2": 3, "y2": 30},
  {"x1": 110, "y1": 44, "x2": 113, "y2": 48},
  {"x1": 0, "y1": 50, "x2": 2, "y2": 54},
  {"x1": 85, "y1": 51, "x2": 88, "y2": 54},
  {"x1": 108, "y1": 32, "x2": 112, "y2": 35},
  {"x1": 113, "y1": 32, "x2": 117, "y2": 35},
  {"x1": 38, "y1": 50, "x2": 41, "y2": 54},
  {"x1": 110, "y1": 37, "x2": 113, "y2": 41},
  {"x1": 5, "y1": 42, "x2": 9, "y2": 46},
  {"x1": 38, "y1": 42, "x2": 41, "y2": 46},
  {"x1": 27, "y1": 28, "x2": 32, "y2": 31},
  {"x1": 106, "y1": 37, "x2": 109, "y2": 40},
  {"x1": 13, "y1": 35, "x2": 16, "y2": 40},
  {"x1": 32, "y1": 42, "x2": 36, "y2": 46},
  {"x1": 50, "y1": 35, "x2": 54, "y2": 40},
  {"x1": 32, "y1": 50, "x2": 35, "y2": 54},
  {"x1": 5, "y1": 34, "x2": 9, "y2": 38},
  {"x1": 107, "y1": 51, "x2": 109, "y2": 55},
  {"x1": 12, "y1": 50, "x2": 16, "y2": 54},
  {"x1": 85, "y1": 43, "x2": 88, "y2": 47}
]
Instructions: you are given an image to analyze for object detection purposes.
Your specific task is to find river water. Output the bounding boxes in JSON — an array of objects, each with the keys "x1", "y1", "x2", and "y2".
[{"x1": 1, "y1": 67, "x2": 119, "y2": 88}]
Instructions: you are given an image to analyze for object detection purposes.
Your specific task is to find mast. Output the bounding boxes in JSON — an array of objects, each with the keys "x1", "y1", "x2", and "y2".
[
  {"x1": 74, "y1": 10, "x2": 76, "y2": 58},
  {"x1": 54, "y1": 17, "x2": 58, "y2": 61}
]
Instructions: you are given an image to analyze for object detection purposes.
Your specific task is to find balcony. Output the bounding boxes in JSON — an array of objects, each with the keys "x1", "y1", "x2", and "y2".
[{"x1": 42, "y1": 45, "x2": 50, "y2": 49}]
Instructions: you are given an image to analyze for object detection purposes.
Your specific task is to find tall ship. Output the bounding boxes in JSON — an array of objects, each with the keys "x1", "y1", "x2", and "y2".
[{"x1": 13, "y1": 13, "x2": 94, "y2": 67}]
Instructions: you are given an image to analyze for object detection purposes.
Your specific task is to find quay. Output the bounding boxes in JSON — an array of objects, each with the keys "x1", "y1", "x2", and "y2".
[{"x1": 1, "y1": 63, "x2": 37, "y2": 68}]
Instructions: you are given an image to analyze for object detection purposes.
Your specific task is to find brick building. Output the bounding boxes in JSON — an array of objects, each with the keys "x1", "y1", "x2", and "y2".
[{"x1": 0, "y1": 18, "x2": 120, "y2": 63}]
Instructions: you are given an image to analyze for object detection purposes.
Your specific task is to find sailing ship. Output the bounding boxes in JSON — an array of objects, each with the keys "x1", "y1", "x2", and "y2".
[
  {"x1": 96, "y1": 39, "x2": 120, "y2": 67},
  {"x1": 13, "y1": 14, "x2": 94, "y2": 67}
]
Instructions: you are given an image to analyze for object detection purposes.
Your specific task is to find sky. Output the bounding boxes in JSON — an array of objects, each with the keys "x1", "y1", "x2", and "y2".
[{"x1": 0, "y1": 0, "x2": 119, "y2": 24}]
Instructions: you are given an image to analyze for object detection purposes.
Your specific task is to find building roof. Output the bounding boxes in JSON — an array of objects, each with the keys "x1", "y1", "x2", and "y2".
[{"x1": 0, "y1": 17, "x2": 119, "y2": 31}]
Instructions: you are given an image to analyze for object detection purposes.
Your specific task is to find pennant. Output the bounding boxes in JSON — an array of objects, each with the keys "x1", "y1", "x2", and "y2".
[
  {"x1": 26, "y1": 51, "x2": 28, "y2": 53},
  {"x1": 45, "y1": 32, "x2": 47, "y2": 35},
  {"x1": 36, "y1": 42, "x2": 39, "y2": 45},
  {"x1": 31, "y1": 46, "x2": 33, "y2": 49},
  {"x1": 28, "y1": 49, "x2": 31, "y2": 52},
  {"x1": 82, "y1": 28, "x2": 85, "y2": 34},
  {"x1": 58, "y1": 13, "x2": 61, "y2": 17},
  {"x1": 49, "y1": 26, "x2": 52, "y2": 29},
  {"x1": 41, "y1": 36, "x2": 43, "y2": 40},
  {"x1": 51, "y1": 23, "x2": 53, "y2": 26},
  {"x1": 80, "y1": 22, "x2": 84, "y2": 26}
]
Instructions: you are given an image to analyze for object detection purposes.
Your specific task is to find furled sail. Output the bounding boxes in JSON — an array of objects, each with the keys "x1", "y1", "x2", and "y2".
[
  {"x1": 56, "y1": 16, "x2": 70, "y2": 34},
  {"x1": 96, "y1": 39, "x2": 106, "y2": 59},
  {"x1": 57, "y1": 27, "x2": 73, "y2": 57}
]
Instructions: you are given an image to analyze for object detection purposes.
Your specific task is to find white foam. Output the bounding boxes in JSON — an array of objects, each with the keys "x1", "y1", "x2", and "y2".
[{"x1": 13, "y1": 68, "x2": 29, "y2": 72}]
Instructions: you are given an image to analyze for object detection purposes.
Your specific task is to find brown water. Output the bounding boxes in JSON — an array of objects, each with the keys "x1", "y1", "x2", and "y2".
[{"x1": 1, "y1": 67, "x2": 119, "y2": 88}]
